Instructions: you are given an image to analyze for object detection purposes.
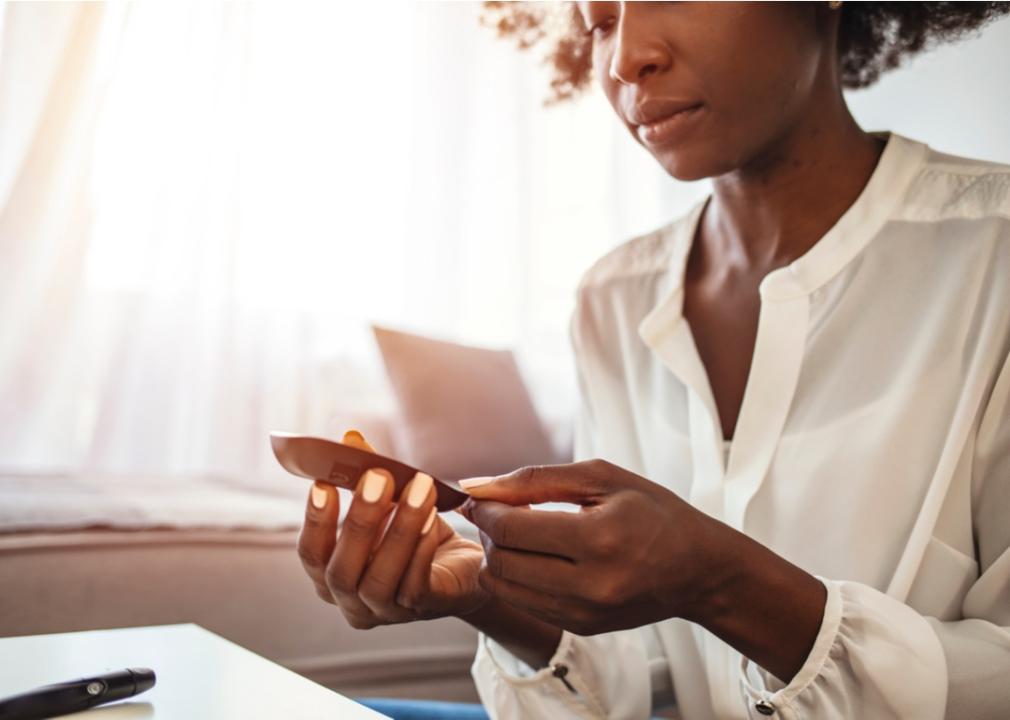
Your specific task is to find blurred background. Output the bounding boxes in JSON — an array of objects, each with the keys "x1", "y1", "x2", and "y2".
[
  {"x1": 1, "y1": 0, "x2": 1008, "y2": 704},
  {"x1": 2, "y1": 1, "x2": 1009, "y2": 498}
]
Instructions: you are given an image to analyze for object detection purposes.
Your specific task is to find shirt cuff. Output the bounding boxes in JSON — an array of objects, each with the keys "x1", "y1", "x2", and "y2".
[
  {"x1": 483, "y1": 631, "x2": 568, "y2": 681},
  {"x1": 738, "y1": 576, "x2": 948, "y2": 719},
  {"x1": 473, "y1": 628, "x2": 656, "y2": 719},
  {"x1": 738, "y1": 575, "x2": 841, "y2": 716},
  {"x1": 474, "y1": 631, "x2": 608, "y2": 717}
]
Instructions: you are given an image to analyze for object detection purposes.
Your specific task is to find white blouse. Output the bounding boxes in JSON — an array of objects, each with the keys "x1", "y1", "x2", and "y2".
[{"x1": 470, "y1": 132, "x2": 1010, "y2": 719}]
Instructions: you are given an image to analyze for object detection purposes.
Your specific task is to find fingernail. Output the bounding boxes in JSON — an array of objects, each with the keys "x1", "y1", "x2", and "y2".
[
  {"x1": 421, "y1": 507, "x2": 437, "y2": 535},
  {"x1": 360, "y1": 469, "x2": 388, "y2": 503},
  {"x1": 407, "y1": 472, "x2": 434, "y2": 508},
  {"x1": 459, "y1": 476, "x2": 494, "y2": 491},
  {"x1": 343, "y1": 429, "x2": 364, "y2": 442},
  {"x1": 310, "y1": 483, "x2": 328, "y2": 510}
]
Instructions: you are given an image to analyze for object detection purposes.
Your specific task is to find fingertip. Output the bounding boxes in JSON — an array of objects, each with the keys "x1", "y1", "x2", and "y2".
[
  {"x1": 359, "y1": 467, "x2": 392, "y2": 503},
  {"x1": 310, "y1": 483, "x2": 327, "y2": 510},
  {"x1": 459, "y1": 476, "x2": 495, "y2": 495},
  {"x1": 311, "y1": 482, "x2": 337, "y2": 513},
  {"x1": 406, "y1": 472, "x2": 435, "y2": 509},
  {"x1": 456, "y1": 498, "x2": 474, "y2": 520},
  {"x1": 343, "y1": 429, "x2": 377, "y2": 453}
]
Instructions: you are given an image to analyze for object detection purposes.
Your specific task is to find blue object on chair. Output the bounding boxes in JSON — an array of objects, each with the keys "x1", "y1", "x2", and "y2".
[{"x1": 358, "y1": 698, "x2": 490, "y2": 720}]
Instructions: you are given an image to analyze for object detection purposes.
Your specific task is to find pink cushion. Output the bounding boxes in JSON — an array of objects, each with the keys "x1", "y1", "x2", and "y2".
[{"x1": 372, "y1": 326, "x2": 556, "y2": 481}]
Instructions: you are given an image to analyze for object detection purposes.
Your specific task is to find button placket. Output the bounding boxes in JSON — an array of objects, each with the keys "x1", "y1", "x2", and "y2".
[{"x1": 723, "y1": 286, "x2": 810, "y2": 530}]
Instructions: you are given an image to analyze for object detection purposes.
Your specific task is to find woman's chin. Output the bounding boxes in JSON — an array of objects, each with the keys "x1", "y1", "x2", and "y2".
[
  {"x1": 649, "y1": 142, "x2": 741, "y2": 183},
  {"x1": 654, "y1": 153, "x2": 718, "y2": 183}
]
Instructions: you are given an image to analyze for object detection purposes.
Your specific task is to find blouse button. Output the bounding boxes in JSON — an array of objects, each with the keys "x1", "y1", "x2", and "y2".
[
  {"x1": 550, "y1": 663, "x2": 576, "y2": 693},
  {"x1": 755, "y1": 700, "x2": 775, "y2": 715}
]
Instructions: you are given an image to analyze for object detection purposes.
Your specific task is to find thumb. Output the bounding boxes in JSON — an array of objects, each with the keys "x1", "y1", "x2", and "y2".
[
  {"x1": 458, "y1": 462, "x2": 609, "y2": 506},
  {"x1": 342, "y1": 428, "x2": 377, "y2": 453}
]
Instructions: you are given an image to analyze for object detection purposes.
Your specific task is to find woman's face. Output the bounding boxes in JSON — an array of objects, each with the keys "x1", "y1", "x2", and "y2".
[{"x1": 577, "y1": 2, "x2": 837, "y2": 181}]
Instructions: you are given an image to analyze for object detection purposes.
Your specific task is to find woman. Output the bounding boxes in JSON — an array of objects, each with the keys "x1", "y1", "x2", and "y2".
[{"x1": 297, "y1": 3, "x2": 1010, "y2": 718}]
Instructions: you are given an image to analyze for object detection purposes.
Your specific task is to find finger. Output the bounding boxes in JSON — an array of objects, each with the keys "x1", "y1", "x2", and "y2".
[
  {"x1": 342, "y1": 428, "x2": 377, "y2": 453},
  {"x1": 350, "y1": 422, "x2": 406, "y2": 554},
  {"x1": 478, "y1": 564, "x2": 574, "y2": 631},
  {"x1": 358, "y1": 472, "x2": 436, "y2": 615},
  {"x1": 461, "y1": 500, "x2": 583, "y2": 558},
  {"x1": 369, "y1": 505, "x2": 397, "y2": 555},
  {"x1": 297, "y1": 482, "x2": 340, "y2": 603},
  {"x1": 396, "y1": 507, "x2": 439, "y2": 610},
  {"x1": 325, "y1": 468, "x2": 394, "y2": 619},
  {"x1": 479, "y1": 531, "x2": 583, "y2": 597},
  {"x1": 343, "y1": 429, "x2": 395, "y2": 553},
  {"x1": 457, "y1": 460, "x2": 614, "y2": 505}
]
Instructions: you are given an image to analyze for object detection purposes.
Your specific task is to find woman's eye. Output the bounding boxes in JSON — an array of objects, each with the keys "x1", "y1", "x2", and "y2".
[{"x1": 584, "y1": 17, "x2": 615, "y2": 38}]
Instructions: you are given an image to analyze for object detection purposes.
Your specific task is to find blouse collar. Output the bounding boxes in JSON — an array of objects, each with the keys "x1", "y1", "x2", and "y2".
[{"x1": 639, "y1": 131, "x2": 930, "y2": 345}]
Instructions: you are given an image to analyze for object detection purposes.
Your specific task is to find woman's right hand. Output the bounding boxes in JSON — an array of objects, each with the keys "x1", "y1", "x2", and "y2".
[{"x1": 297, "y1": 430, "x2": 488, "y2": 629}]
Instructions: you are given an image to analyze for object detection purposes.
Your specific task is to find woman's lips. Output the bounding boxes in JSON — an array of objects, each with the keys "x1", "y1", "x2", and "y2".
[{"x1": 635, "y1": 103, "x2": 704, "y2": 146}]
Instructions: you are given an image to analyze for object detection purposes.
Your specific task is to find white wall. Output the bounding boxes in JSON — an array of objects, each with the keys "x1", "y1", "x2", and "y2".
[{"x1": 846, "y1": 14, "x2": 1010, "y2": 164}]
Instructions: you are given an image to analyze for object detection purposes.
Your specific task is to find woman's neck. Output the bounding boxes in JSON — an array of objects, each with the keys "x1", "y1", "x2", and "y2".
[{"x1": 700, "y1": 107, "x2": 885, "y2": 275}]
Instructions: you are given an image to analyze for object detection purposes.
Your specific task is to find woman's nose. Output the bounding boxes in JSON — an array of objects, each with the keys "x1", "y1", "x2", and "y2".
[{"x1": 607, "y1": 9, "x2": 671, "y2": 85}]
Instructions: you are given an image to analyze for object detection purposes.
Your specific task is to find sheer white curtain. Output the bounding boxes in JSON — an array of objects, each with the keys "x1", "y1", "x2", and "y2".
[{"x1": 0, "y1": 1, "x2": 705, "y2": 497}]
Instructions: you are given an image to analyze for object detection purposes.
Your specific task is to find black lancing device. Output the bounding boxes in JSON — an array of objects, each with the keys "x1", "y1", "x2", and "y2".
[{"x1": 0, "y1": 668, "x2": 156, "y2": 720}]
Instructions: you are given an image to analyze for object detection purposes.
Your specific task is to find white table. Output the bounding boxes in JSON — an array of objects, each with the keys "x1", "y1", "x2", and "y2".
[{"x1": 0, "y1": 624, "x2": 388, "y2": 719}]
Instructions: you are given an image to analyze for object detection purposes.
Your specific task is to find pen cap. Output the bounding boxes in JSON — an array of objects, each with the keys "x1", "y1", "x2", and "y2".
[{"x1": 128, "y1": 668, "x2": 156, "y2": 694}]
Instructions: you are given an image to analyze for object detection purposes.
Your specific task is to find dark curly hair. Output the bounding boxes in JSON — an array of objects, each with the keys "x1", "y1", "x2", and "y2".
[{"x1": 481, "y1": 1, "x2": 1010, "y2": 104}]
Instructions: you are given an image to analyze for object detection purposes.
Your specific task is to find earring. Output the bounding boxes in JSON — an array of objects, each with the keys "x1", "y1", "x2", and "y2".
[{"x1": 828, "y1": 0, "x2": 843, "y2": 8}]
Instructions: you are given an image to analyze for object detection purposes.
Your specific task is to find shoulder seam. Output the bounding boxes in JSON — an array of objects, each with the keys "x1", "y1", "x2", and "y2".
[
  {"x1": 576, "y1": 214, "x2": 691, "y2": 293},
  {"x1": 899, "y1": 167, "x2": 1010, "y2": 222}
]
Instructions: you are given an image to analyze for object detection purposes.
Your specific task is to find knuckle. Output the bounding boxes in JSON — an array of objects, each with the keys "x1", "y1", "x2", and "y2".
[
  {"x1": 297, "y1": 542, "x2": 325, "y2": 568},
  {"x1": 585, "y1": 457, "x2": 613, "y2": 477},
  {"x1": 357, "y1": 582, "x2": 389, "y2": 611},
  {"x1": 314, "y1": 586, "x2": 335, "y2": 604},
  {"x1": 481, "y1": 509, "x2": 514, "y2": 548},
  {"x1": 397, "y1": 589, "x2": 422, "y2": 610},
  {"x1": 588, "y1": 577, "x2": 624, "y2": 607},
  {"x1": 534, "y1": 598, "x2": 568, "y2": 631},
  {"x1": 324, "y1": 564, "x2": 355, "y2": 596},
  {"x1": 570, "y1": 521, "x2": 593, "y2": 549},
  {"x1": 341, "y1": 513, "x2": 377, "y2": 538},
  {"x1": 527, "y1": 463, "x2": 551, "y2": 484},
  {"x1": 344, "y1": 612, "x2": 375, "y2": 631},
  {"x1": 512, "y1": 464, "x2": 539, "y2": 486},
  {"x1": 547, "y1": 593, "x2": 569, "y2": 622},
  {"x1": 567, "y1": 618, "x2": 587, "y2": 635},
  {"x1": 384, "y1": 518, "x2": 417, "y2": 544},
  {"x1": 301, "y1": 511, "x2": 328, "y2": 531},
  {"x1": 590, "y1": 528, "x2": 622, "y2": 558},
  {"x1": 568, "y1": 607, "x2": 599, "y2": 636}
]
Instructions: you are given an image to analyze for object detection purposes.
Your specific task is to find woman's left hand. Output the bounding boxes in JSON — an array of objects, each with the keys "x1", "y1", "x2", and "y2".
[
  {"x1": 459, "y1": 458, "x2": 827, "y2": 682},
  {"x1": 458, "y1": 459, "x2": 731, "y2": 635}
]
